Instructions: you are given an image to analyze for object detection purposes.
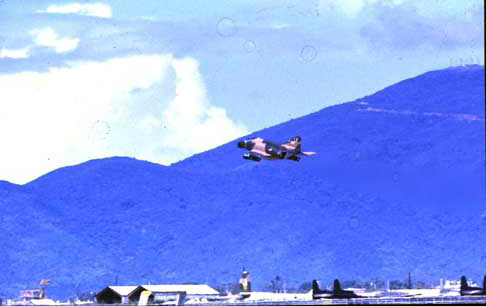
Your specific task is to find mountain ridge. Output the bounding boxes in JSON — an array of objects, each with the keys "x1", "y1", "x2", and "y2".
[{"x1": 0, "y1": 66, "x2": 484, "y2": 299}]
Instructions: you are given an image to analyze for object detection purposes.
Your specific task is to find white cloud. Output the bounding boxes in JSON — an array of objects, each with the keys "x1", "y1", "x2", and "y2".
[
  {"x1": 0, "y1": 55, "x2": 247, "y2": 184},
  {"x1": 318, "y1": 0, "x2": 402, "y2": 18},
  {"x1": 160, "y1": 58, "x2": 248, "y2": 157},
  {"x1": 270, "y1": 23, "x2": 292, "y2": 29},
  {"x1": 318, "y1": 0, "x2": 365, "y2": 18},
  {"x1": 38, "y1": 3, "x2": 112, "y2": 18},
  {"x1": 0, "y1": 47, "x2": 30, "y2": 59},
  {"x1": 31, "y1": 28, "x2": 80, "y2": 53},
  {"x1": 409, "y1": 0, "x2": 481, "y2": 19},
  {"x1": 1, "y1": 28, "x2": 79, "y2": 58}
]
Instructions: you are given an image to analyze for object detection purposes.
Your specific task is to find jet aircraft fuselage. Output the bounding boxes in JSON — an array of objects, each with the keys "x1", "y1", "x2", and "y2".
[{"x1": 237, "y1": 136, "x2": 315, "y2": 162}]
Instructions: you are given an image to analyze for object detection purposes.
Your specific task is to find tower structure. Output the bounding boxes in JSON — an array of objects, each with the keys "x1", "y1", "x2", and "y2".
[{"x1": 238, "y1": 268, "x2": 251, "y2": 292}]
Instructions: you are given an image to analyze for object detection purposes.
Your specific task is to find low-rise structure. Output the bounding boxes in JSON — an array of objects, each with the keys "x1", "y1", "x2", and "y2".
[
  {"x1": 128, "y1": 285, "x2": 219, "y2": 304},
  {"x1": 96, "y1": 286, "x2": 138, "y2": 304}
]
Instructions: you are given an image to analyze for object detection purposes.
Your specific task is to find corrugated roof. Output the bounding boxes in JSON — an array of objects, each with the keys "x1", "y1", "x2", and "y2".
[
  {"x1": 139, "y1": 284, "x2": 219, "y2": 295},
  {"x1": 108, "y1": 286, "x2": 138, "y2": 296}
]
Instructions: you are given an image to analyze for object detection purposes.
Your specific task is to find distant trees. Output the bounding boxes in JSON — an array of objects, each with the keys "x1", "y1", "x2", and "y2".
[
  {"x1": 215, "y1": 282, "x2": 238, "y2": 294},
  {"x1": 69, "y1": 291, "x2": 96, "y2": 302},
  {"x1": 271, "y1": 276, "x2": 284, "y2": 293},
  {"x1": 363, "y1": 279, "x2": 384, "y2": 290},
  {"x1": 297, "y1": 281, "x2": 312, "y2": 292},
  {"x1": 263, "y1": 276, "x2": 288, "y2": 293},
  {"x1": 341, "y1": 280, "x2": 358, "y2": 288},
  {"x1": 389, "y1": 279, "x2": 435, "y2": 289},
  {"x1": 415, "y1": 281, "x2": 427, "y2": 289},
  {"x1": 78, "y1": 291, "x2": 96, "y2": 301},
  {"x1": 390, "y1": 280, "x2": 407, "y2": 289}
]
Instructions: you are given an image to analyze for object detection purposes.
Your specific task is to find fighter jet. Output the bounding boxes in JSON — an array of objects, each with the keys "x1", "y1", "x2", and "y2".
[
  {"x1": 312, "y1": 279, "x2": 362, "y2": 299},
  {"x1": 460, "y1": 275, "x2": 486, "y2": 296},
  {"x1": 311, "y1": 280, "x2": 332, "y2": 299},
  {"x1": 237, "y1": 136, "x2": 315, "y2": 162}
]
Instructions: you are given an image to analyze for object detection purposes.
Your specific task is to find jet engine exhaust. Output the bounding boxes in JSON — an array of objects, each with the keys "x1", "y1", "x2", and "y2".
[
  {"x1": 288, "y1": 155, "x2": 300, "y2": 161},
  {"x1": 243, "y1": 153, "x2": 262, "y2": 161}
]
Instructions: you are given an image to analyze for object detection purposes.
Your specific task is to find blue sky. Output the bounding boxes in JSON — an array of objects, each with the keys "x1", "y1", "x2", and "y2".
[{"x1": 0, "y1": 0, "x2": 483, "y2": 184}]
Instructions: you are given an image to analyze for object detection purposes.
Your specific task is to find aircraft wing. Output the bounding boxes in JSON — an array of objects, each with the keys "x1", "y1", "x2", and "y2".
[
  {"x1": 301, "y1": 151, "x2": 316, "y2": 156},
  {"x1": 251, "y1": 148, "x2": 271, "y2": 157}
]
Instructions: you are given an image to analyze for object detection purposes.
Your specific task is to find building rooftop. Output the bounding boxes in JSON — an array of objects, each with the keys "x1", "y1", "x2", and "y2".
[
  {"x1": 106, "y1": 286, "x2": 138, "y2": 296},
  {"x1": 136, "y1": 285, "x2": 219, "y2": 295}
]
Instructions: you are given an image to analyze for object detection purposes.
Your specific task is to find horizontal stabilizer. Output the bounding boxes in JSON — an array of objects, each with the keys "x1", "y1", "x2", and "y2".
[{"x1": 302, "y1": 152, "x2": 316, "y2": 156}]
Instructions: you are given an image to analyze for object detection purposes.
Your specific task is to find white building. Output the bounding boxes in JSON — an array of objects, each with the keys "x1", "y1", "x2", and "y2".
[{"x1": 128, "y1": 284, "x2": 219, "y2": 304}]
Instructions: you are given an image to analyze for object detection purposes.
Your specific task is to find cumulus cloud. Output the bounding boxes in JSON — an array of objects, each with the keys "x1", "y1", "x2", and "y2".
[
  {"x1": 0, "y1": 55, "x2": 247, "y2": 184},
  {"x1": 31, "y1": 28, "x2": 80, "y2": 53},
  {"x1": 160, "y1": 58, "x2": 248, "y2": 156},
  {"x1": 0, "y1": 47, "x2": 30, "y2": 59},
  {"x1": 359, "y1": 0, "x2": 484, "y2": 51},
  {"x1": 38, "y1": 3, "x2": 112, "y2": 18}
]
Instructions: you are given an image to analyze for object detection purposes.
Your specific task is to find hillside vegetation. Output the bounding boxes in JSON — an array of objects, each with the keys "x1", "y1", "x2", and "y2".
[{"x1": 0, "y1": 66, "x2": 484, "y2": 299}]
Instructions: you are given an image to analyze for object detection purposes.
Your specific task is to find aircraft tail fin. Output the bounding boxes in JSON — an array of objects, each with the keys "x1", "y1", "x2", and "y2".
[
  {"x1": 333, "y1": 279, "x2": 342, "y2": 292},
  {"x1": 312, "y1": 280, "x2": 321, "y2": 293},
  {"x1": 460, "y1": 276, "x2": 468, "y2": 291},
  {"x1": 290, "y1": 136, "x2": 302, "y2": 144},
  {"x1": 282, "y1": 136, "x2": 302, "y2": 151}
]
